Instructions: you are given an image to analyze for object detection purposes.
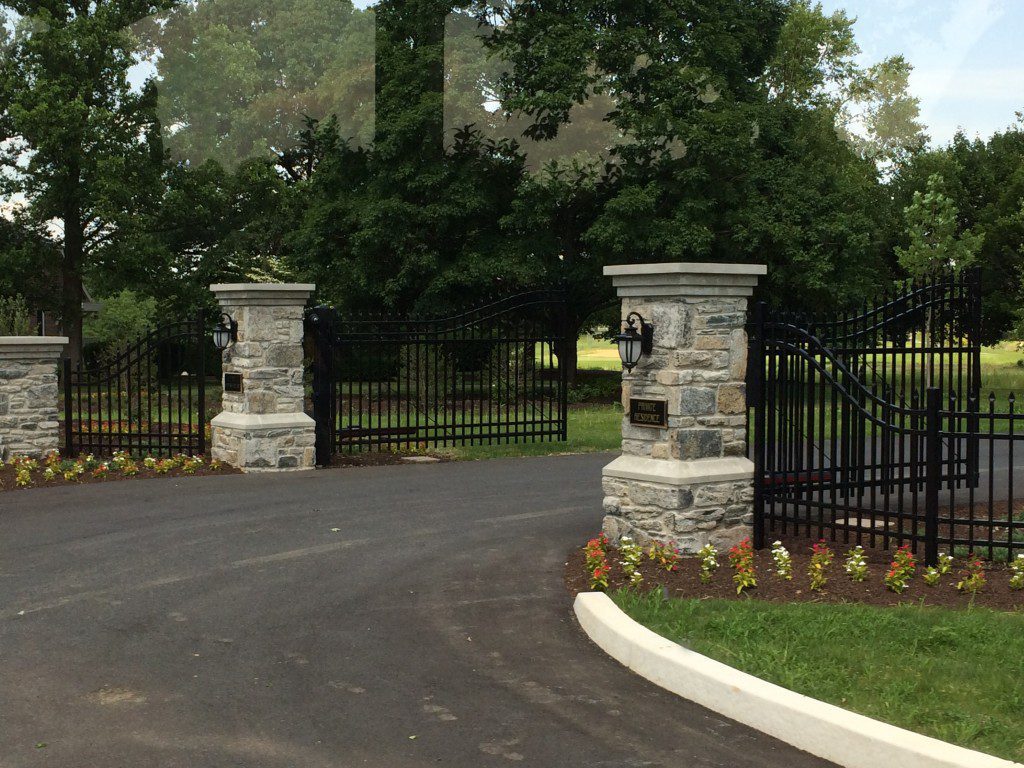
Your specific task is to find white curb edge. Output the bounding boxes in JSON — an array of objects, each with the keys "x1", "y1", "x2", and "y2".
[{"x1": 574, "y1": 592, "x2": 1021, "y2": 768}]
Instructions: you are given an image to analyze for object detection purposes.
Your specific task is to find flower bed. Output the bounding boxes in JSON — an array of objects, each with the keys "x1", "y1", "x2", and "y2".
[
  {"x1": 566, "y1": 536, "x2": 1024, "y2": 611},
  {"x1": 0, "y1": 450, "x2": 238, "y2": 492}
]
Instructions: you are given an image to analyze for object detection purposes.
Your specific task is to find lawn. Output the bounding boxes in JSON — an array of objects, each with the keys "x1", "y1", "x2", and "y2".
[
  {"x1": 578, "y1": 335, "x2": 620, "y2": 371},
  {"x1": 448, "y1": 405, "x2": 621, "y2": 460},
  {"x1": 614, "y1": 591, "x2": 1024, "y2": 763}
]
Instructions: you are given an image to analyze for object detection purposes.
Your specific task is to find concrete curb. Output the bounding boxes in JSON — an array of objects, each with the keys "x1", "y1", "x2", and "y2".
[{"x1": 574, "y1": 592, "x2": 1021, "y2": 768}]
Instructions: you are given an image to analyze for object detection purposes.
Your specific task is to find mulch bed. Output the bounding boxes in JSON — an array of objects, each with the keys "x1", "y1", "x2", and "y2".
[
  {"x1": 565, "y1": 541, "x2": 1024, "y2": 612},
  {"x1": 0, "y1": 462, "x2": 240, "y2": 493}
]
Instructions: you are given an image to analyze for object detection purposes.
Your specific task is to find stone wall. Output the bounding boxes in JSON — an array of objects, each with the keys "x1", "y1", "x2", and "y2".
[
  {"x1": 209, "y1": 414, "x2": 316, "y2": 471},
  {"x1": 600, "y1": 264, "x2": 765, "y2": 552},
  {"x1": 209, "y1": 284, "x2": 317, "y2": 472},
  {"x1": 617, "y1": 296, "x2": 750, "y2": 462},
  {"x1": 0, "y1": 338, "x2": 68, "y2": 460},
  {"x1": 602, "y1": 467, "x2": 755, "y2": 553},
  {"x1": 217, "y1": 303, "x2": 306, "y2": 417}
]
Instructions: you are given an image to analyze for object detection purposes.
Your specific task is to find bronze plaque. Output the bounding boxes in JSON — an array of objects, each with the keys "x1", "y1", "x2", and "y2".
[
  {"x1": 629, "y1": 398, "x2": 668, "y2": 428},
  {"x1": 224, "y1": 373, "x2": 243, "y2": 393}
]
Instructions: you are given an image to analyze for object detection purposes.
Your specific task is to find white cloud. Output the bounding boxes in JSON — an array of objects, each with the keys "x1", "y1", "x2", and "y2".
[{"x1": 911, "y1": 67, "x2": 1024, "y2": 102}]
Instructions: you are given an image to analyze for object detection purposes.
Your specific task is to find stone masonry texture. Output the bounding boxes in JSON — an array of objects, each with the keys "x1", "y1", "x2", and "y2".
[
  {"x1": 219, "y1": 304, "x2": 307, "y2": 418},
  {"x1": 210, "y1": 287, "x2": 316, "y2": 472},
  {"x1": 602, "y1": 292, "x2": 754, "y2": 551},
  {"x1": 0, "y1": 343, "x2": 64, "y2": 460}
]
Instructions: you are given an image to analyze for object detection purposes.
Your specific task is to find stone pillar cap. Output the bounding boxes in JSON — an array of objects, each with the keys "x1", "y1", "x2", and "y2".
[
  {"x1": 210, "y1": 283, "x2": 316, "y2": 307},
  {"x1": 0, "y1": 337, "x2": 69, "y2": 359},
  {"x1": 0, "y1": 336, "x2": 70, "y2": 345},
  {"x1": 604, "y1": 262, "x2": 767, "y2": 298}
]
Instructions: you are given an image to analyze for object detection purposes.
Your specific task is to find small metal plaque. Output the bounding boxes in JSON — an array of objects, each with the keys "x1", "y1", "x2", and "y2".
[
  {"x1": 224, "y1": 373, "x2": 243, "y2": 393},
  {"x1": 629, "y1": 398, "x2": 668, "y2": 428}
]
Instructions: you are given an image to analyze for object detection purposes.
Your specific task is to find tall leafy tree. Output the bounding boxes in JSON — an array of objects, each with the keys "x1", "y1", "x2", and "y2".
[
  {"x1": 480, "y1": 0, "x2": 788, "y2": 346},
  {"x1": 485, "y1": 0, "x2": 893, "y2": 337},
  {"x1": 0, "y1": 0, "x2": 175, "y2": 361},
  {"x1": 896, "y1": 173, "x2": 982, "y2": 279},
  {"x1": 93, "y1": 157, "x2": 293, "y2": 314},
  {"x1": 141, "y1": 0, "x2": 375, "y2": 170},
  {"x1": 892, "y1": 120, "x2": 1024, "y2": 341},
  {"x1": 766, "y1": 1, "x2": 927, "y2": 167}
]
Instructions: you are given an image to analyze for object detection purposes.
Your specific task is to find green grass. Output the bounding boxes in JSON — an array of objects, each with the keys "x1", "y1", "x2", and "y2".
[
  {"x1": 578, "y1": 335, "x2": 620, "y2": 371},
  {"x1": 981, "y1": 343, "x2": 1024, "y2": 369},
  {"x1": 614, "y1": 591, "x2": 1024, "y2": 763},
  {"x1": 447, "y1": 405, "x2": 621, "y2": 460}
]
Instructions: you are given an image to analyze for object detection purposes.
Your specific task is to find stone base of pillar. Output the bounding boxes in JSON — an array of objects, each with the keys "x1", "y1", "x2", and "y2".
[
  {"x1": 210, "y1": 412, "x2": 316, "y2": 472},
  {"x1": 601, "y1": 455, "x2": 754, "y2": 552}
]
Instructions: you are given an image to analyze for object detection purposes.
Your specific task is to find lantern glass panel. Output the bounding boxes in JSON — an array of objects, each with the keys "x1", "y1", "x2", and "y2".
[
  {"x1": 213, "y1": 325, "x2": 232, "y2": 351},
  {"x1": 618, "y1": 335, "x2": 642, "y2": 369}
]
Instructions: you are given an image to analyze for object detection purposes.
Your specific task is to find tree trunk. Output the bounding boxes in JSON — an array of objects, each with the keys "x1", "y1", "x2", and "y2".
[
  {"x1": 563, "y1": 328, "x2": 579, "y2": 387},
  {"x1": 62, "y1": 198, "x2": 85, "y2": 368},
  {"x1": 553, "y1": 313, "x2": 581, "y2": 387}
]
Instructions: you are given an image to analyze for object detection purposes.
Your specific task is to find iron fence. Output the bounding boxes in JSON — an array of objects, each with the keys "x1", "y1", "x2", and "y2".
[
  {"x1": 745, "y1": 269, "x2": 1024, "y2": 563},
  {"x1": 62, "y1": 315, "x2": 210, "y2": 458},
  {"x1": 305, "y1": 292, "x2": 569, "y2": 463}
]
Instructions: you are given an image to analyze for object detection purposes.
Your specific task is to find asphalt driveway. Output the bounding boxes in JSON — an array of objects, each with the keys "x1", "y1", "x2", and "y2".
[{"x1": 0, "y1": 454, "x2": 830, "y2": 767}]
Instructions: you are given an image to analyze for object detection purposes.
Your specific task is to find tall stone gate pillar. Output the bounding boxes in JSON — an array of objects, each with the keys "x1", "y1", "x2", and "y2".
[
  {"x1": 0, "y1": 336, "x2": 68, "y2": 460},
  {"x1": 601, "y1": 263, "x2": 766, "y2": 552},
  {"x1": 209, "y1": 283, "x2": 316, "y2": 472}
]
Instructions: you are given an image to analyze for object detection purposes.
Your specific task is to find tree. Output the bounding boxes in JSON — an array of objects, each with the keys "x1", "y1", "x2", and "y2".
[
  {"x1": 0, "y1": 209, "x2": 59, "y2": 312},
  {"x1": 140, "y1": 0, "x2": 375, "y2": 170},
  {"x1": 477, "y1": 0, "x2": 790, "y2": 345},
  {"x1": 765, "y1": 1, "x2": 927, "y2": 168},
  {"x1": 895, "y1": 173, "x2": 982, "y2": 280},
  {"x1": 91, "y1": 157, "x2": 294, "y2": 315},
  {"x1": 83, "y1": 288, "x2": 157, "y2": 361},
  {"x1": 0, "y1": 1, "x2": 175, "y2": 361},
  {"x1": 484, "y1": 0, "x2": 892, "y2": 332}
]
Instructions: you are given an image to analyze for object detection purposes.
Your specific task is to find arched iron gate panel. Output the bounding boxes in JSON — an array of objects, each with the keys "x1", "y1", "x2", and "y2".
[
  {"x1": 305, "y1": 292, "x2": 570, "y2": 464},
  {"x1": 62, "y1": 314, "x2": 209, "y2": 458},
  {"x1": 748, "y1": 269, "x2": 983, "y2": 561}
]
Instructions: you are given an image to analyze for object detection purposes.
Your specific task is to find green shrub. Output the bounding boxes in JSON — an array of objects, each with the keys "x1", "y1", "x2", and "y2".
[
  {"x1": 84, "y1": 290, "x2": 158, "y2": 362},
  {"x1": 568, "y1": 371, "x2": 621, "y2": 404},
  {"x1": 0, "y1": 294, "x2": 33, "y2": 335}
]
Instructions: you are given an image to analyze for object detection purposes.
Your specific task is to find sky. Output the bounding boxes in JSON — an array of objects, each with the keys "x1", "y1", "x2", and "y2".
[{"x1": 818, "y1": 0, "x2": 1023, "y2": 143}]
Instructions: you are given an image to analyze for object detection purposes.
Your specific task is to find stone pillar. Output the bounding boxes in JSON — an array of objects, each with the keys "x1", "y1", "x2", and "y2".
[
  {"x1": 0, "y1": 337, "x2": 68, "y2": 460},
  {"x1": 209, "y1": 284, "x2": 316, "y2": 472},
  {"x1": 601, "y1": 263, "x2": 766, "y2": 552}
]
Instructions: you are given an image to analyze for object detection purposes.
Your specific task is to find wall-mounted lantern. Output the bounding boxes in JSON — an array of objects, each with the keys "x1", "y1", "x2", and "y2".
[
  {"x1": 614, "y1": 312, "x2": 654, "y2": 372},
  {"x1": 212, "y1": 313, "x2": 238, "y2": 351}
]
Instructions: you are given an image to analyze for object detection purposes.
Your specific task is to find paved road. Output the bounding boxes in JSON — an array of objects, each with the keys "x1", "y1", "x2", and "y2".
[{"x1": 0, "y1": 454, "x2": 829, "y2": 767}]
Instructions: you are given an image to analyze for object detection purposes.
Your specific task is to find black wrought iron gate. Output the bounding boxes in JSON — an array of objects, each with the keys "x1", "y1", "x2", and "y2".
[
  {"x1": 305, "y1": 292, "x2": 570, "y2": 464},
  {"x1": 747, "y1": 270, "x2": 983, "y2": 562},
  {"x1": 63, "y1": 314, "x2": 209, "y2": 457}
]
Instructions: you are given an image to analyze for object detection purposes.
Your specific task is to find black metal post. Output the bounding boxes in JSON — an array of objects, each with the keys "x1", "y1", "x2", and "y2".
[
  {"x1": 966, "y1": 267, "x2": 982, "y2": 487},
  {"x1": 196, "y1": 311, "x2": 207, "y2": 456},
  {"x1": 557, "y1": 294, "x2": 570, "y2": 442},
  {"x1": 924, "y1": 387, "x2": 942, "y2": 566},
  {"x1": 750, "y1": 302, "x2": 767, "y2": 550},
  {"x1": 308, "y1": 309, "x2": 333, "y2": 466}
]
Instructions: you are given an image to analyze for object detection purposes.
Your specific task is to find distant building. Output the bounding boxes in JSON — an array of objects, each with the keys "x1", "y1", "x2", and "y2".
[{"x1": 32, "y1": 287, "x2": 103, "y2": 338}]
